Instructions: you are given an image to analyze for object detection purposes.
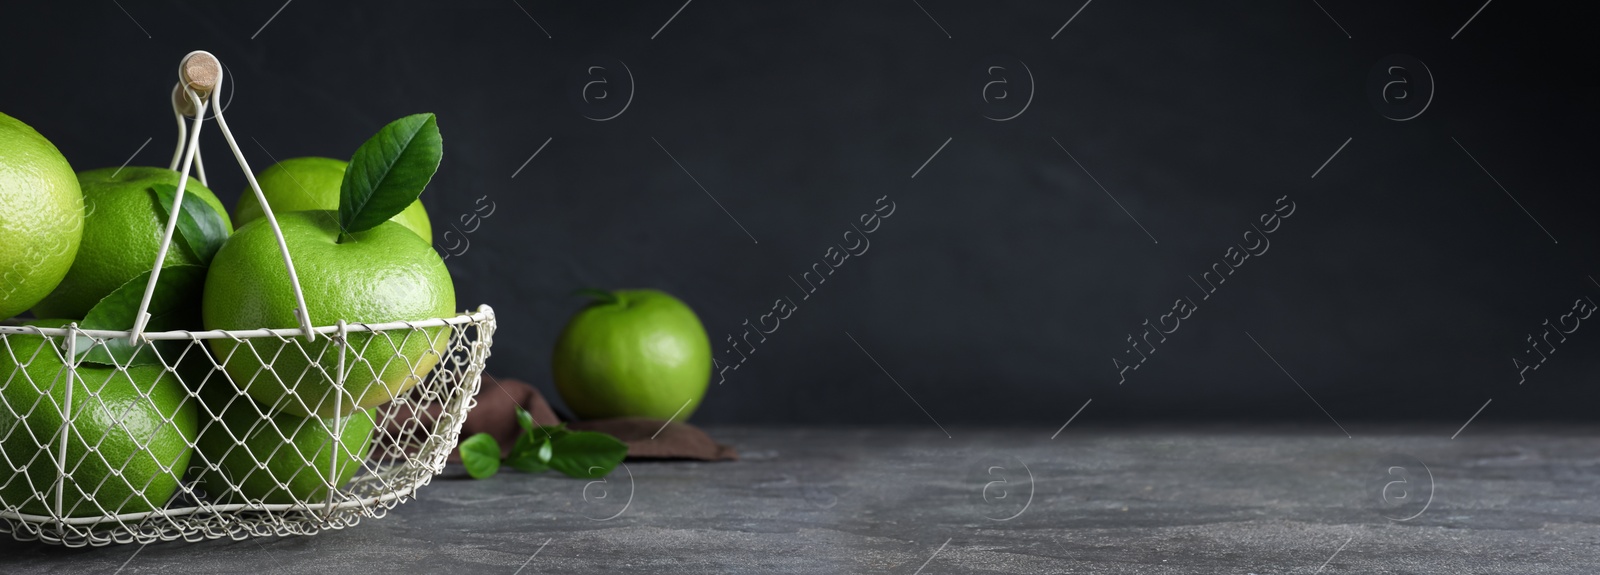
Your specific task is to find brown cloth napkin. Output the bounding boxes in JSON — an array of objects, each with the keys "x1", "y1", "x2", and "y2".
[
  {"x1": 395, "y1": 376, "x2": 736, "y2": 462},
  {"x1": 568, "y1": 418, "x2": 738, "y2": 460}
]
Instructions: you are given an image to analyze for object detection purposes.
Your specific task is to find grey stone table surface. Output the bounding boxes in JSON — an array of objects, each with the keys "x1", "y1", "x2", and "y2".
[{"x1": 2, "y1": 426, "x2": 1598, "y2": 574}]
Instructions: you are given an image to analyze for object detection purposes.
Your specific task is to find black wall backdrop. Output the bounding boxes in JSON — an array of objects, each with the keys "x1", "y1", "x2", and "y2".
[{"x1": 2, "y1": 1, "x2": 1594, "y2": 426}]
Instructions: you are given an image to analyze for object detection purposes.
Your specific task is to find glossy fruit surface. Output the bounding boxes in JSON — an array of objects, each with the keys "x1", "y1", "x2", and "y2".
[
  {"x1": 33, "y1": 166, "x2": 231, "y2": 319},
  {"x1": 202, "y1": 211, "x2": 454, "y2": 418},
  {"x1": 192, "y1": 380, "x2": 375, "y2": 505},
  {"x1": 0, "y1": 112, "x2": 83, "y2": 319},
  {"x1": 553, "y1": 289, "x2": 712, "y2": 420},
  {"x1": 235, "y1": 157, "x2": 431, "y2": 242},
  {"x1": 0, "y1": 320, "x2": 197, "y2": 517}
]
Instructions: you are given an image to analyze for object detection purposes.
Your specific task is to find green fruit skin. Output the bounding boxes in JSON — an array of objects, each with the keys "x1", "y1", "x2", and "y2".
[
  {"x1": 201, "y1": 211, "x2": 455, "y2": 418},
  {"x1": 234, "y1": 157, "x2": 432, "y2": 243},
  {"x1": 552, "y1": 290, "x2": 712, "y2": 420},
  {"x1": 0, "y1": 320, "x2": 197, "y2": 518},
  {"x1": 0, "y1": 112, "x2": 83, "y2": 319},
  {"x1": 191, "y1": 381, "x2": 375, "y2": 505},
  {"x1": 32, "y1": 167, "x2": 233, "y2": 320}
]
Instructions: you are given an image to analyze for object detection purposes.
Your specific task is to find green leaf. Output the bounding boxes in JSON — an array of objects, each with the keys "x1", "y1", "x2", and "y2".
[
  {"x1": 75, "y1": 265, "x2": 207, "y2": 367},
  {"x1": 538, "y1": 437, "x2": 554, "y2": 464},
  {"x1": 458, "y1": 433, "x2": 502, "y2": 479},
  {"x1": 547, "y1": 431, "x2": 628, "y2": 479},
  {"x1": 515, "y1": 406, "x2": 534, "y2": 433},
  {"x1": 505, "y1": 433, "x2": 550, "y2": 474},
  {"x1": 531, "y1": 424, "x2": 569, "y2": 445},
  {"x1": 572, "y1": 288, "x2": 619, "y2": 306},
  {"x1": 150, "y1": 183, "x2": 228, "y2": 265},
  {"x1": 340, "y1": 113, "x2": 442, "y2": 234},
  {"x1": 506, "y1": 453, "x2": 548, "y2": 474},
  {"x1": 508, "y1": 431, "x2": 541, "y2": 460}
]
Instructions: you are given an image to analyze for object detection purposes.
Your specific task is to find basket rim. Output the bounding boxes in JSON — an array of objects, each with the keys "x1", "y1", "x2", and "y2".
[
  {"x1": 0, "y1": 304, "x2": 494, "y2": 341},
  {"x1": 0, "y1": 487, "x2": 416, "y2": 526}
]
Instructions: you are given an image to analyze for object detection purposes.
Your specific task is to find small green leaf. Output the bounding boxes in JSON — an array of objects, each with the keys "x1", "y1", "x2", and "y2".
[
  {"x1": 459, "y1": 433, "x2": 502, "y2": 479},
  {"x1": 572, "y1": 288, "x2": 619, "y2": 306},
  {"x1": 538, "y1": 438, "x2": 554, "y2": 464},
  {"x1": 150, "y1": 183, "x2": 228, "y2": 265},
  {"x1": 506, "y1": 453, "x2": 548, "y2": 474},
  {"x1": 76, "y1": 265, "x2": 207, "y2": 367},
  {"x1": 547, "y1": 431, "x2": 628, "y2": 479},
  {"x1": 505, "y1": 433, "x2": 550, "y2": 474},
  {"x1": 515, "y1": 406, "x2": 534, "y2": 433},
  {"x1": 533, "y1": 424, "x2": 570, "y2": 443},
  {"x1": 340, "y1": 113, "x2": 442, "y2": 234},
  {"x1": 508, "y1": 431, "x2": 541, "y2": 459}
]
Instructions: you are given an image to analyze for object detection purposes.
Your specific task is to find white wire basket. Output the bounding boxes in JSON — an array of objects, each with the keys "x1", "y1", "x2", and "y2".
[{"x1": 0, "y1": 51, "x2": 494, "y2": 547}]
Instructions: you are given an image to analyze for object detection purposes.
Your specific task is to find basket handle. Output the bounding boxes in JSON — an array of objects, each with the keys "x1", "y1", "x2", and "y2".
[{"x1": 129, "y1": 51, "x2": 317, "y2": 344}]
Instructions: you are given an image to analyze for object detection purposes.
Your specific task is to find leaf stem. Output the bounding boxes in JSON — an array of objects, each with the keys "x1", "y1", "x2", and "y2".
[{"x1": 572, "y1": 288, "x2": 620, "y2": 305}]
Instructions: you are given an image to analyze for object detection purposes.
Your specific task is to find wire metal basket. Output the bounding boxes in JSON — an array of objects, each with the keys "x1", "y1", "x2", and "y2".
[{"x1": 0, "y1": 51, "x2": 493, "y2": 547}]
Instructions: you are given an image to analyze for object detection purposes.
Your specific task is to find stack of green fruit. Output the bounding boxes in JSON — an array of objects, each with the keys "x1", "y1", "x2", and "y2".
[{"x1": 0, "y1": 111, "x2": 454, "y2": 517}]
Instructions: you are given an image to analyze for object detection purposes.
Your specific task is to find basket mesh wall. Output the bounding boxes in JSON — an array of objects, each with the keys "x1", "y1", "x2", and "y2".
[{"x1": 0, "y1": 309, "x2": 493, "y2": 547}]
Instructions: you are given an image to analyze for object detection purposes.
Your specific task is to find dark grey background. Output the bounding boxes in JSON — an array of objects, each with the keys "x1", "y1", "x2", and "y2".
[{"x1": 1, "y1": 1, "x2": 1594, "y2": 426}]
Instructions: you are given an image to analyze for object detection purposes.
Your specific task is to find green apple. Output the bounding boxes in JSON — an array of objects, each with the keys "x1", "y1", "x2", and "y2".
[
  {"x1": 33, "y1": 167, "x2": 231, "y2": 320},
  {"x1": 204, "y1": 114, "x2": 452, "y2": 418},
  {"x1": 191, "y1": 379, "x2": 376, "y2": 505},
  {"x1": 235, "y1": 157, "x2": 432, "y2": 242},
  {"x1": 200, "y1": 211, "x2": 454, "y2": 418},
  {"x1": 552, "y1": 289, "x2": 712, "y2": 420},
  {"x1": 0, "y1": 111, "x2": 83, "y2": 320},
  {"x1": 0, "y1": 320, "x2": 196, "y2": 517}
]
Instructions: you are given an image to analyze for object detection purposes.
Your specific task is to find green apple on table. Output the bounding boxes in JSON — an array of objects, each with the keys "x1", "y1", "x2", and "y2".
[
  {"x1": 234, "y1": 156, "x2": 432, "y2": 242},
  {"x1": 553, "y1": 289, "x2": 712, "y2": 420},
  {"x1": 202, "y1": 113, "x2": 453, "y2": 418}
]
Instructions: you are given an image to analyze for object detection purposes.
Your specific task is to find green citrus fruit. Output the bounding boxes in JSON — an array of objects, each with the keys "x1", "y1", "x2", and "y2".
[
  {"x1": 31, "y1": 167, "x2": 232, "y2": 319},
  {"x1": 201, "y1": 211, "x2": 454, "y2": 418},
  {"x1": 191, "y1": 380, "x2": 375, "y2": 505},
  {"x1": 234, "y1": 157, "x2": 432, "y2": 242},
  {"x1": 0, "y1": 112, "x2": 84, "y2": 319},
  {"x1": 552, "y1": 289, "x2": 711, "y2": 420},
  {"x1": 0, "y1": 320, "x2": 197, "y2": 517}
]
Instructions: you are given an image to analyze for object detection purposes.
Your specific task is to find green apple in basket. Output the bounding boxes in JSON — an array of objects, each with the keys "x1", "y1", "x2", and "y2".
[
  {"x1": 190, "y1": 377, "x2": 376, "y2": 505},
  {"x1": 0, "y1": 116, "x2": 231, "y2": 518},
  {"x1": 32, "y1": 167, "x2": 232, "y2": 320},
  {"x1": 0, "y1": 191, "x2": 224, "y2": 518},
  {"x1": 0, "y1": 320, "x2": 197, "y2": 518},
  {"x1": 0, "y1": 111, "x2": 83, "y2": 320},
  {"x1": 202, "y1": 114, "x2": 454, "y2": 418},
  {"x1": 233, "y1": 156, "x2": 432, "y2": 242}
]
